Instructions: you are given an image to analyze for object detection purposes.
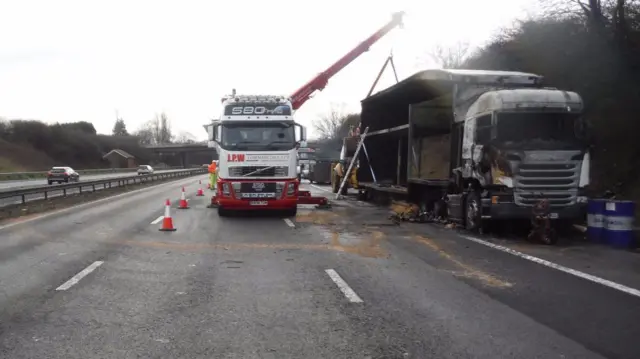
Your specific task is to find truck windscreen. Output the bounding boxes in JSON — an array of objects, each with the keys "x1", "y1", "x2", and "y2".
[
  {"x1": 496, "y1": 112, "x2": 582, "y2": 144},
  {"x1": 224, "y1": 103, "x2": 292, "y2": 116},
  {"x1": 221, "y1": 122, "x2": 295, "y2": 151}
]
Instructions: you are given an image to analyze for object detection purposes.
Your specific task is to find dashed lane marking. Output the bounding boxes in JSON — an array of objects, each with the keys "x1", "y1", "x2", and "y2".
[
  {"x1": 56, "y1": 261, "x2": 104, "y2": 291},
  {"x1": 325, "y1": 269, "x2": 363, "y2": 303},
  {"x1": 462, "y1": 235, "x2": 640, "y2": 299},
  {"x1": 283, "y1": 218, "x2": 295, "y2": 228},
  {"x1": 151, "y1": 216, "x2": 164, "y2": 225}
]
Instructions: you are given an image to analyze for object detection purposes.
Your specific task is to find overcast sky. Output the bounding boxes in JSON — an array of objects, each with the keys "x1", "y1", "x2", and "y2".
[{"x1": 0, "y1": 0, "x2": 540, "y2": 140}]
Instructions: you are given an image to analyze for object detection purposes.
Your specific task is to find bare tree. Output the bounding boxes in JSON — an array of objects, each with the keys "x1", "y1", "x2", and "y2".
[
  {"x1": 174, "y1": 131, "x2": 197, "y2": 144},
  {"x1": 158, "y1": 113, "x2": 172, "y2": 144},
  {"x1": 429, "y1": 41, "x2": 471, "y2": 69},
  {"x1": 313, "y1": 106, "x2": 345, "y2": 140},
  {"x1": 134, "y1": 112, "x2": 174, "y2": 145},
  {"x1": 133, "y1": 126, "x2": 154, "y2": 145}
]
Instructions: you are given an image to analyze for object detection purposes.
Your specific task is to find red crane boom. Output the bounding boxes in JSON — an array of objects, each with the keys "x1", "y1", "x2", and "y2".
[{"x1": 289, "y1": 12, "x2": 405, "y2": 110}]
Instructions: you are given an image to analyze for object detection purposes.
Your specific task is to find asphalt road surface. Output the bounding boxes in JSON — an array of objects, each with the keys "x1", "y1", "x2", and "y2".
[
  {"x1": 0, "y1": 169, "x2": 181, "y2": 190},
  {"x1": 0, "y1": 176, "x2": 638, "y2": 358}
]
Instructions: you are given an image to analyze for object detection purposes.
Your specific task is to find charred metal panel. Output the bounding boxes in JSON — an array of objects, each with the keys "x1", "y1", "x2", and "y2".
[{"x1": 513, "y1": 150, "x2": 583, "y2": 207}]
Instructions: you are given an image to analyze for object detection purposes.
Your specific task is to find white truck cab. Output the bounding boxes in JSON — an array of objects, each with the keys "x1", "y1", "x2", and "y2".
[{"x1": 208, "y1": 94, "x2": 306, "y2": 216}]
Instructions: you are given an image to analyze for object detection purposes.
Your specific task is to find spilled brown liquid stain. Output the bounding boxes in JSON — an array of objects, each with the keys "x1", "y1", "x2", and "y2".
[
  {"x1": 294, "y1": 210, "x2": 341, "y2": 225},
  {"x1": 114, "y1": 231, "x2": 388, "y2": 258},
  {"x1": 117, "y1": 240, "x2": 330, "y2": 252},
  {"x1": 330, "y1": 231, "x2": 386, "y2": 258}
]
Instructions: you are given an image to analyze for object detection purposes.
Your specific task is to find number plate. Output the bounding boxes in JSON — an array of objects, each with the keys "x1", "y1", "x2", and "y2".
[
  {"x1": 249, "y1": 201, "x2": 268, "y2": 206},
  {"x1": 549, "y1": 213, "x2": 559, "y2": 219}
]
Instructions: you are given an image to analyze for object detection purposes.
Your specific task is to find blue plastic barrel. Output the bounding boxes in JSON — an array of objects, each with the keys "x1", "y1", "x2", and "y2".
[
  {"x1": 603, "y1": 200, "x2": 636, "y2": 248},
  {"x1": 586, "y1": 199, "x2": 606, "y2": 242}
]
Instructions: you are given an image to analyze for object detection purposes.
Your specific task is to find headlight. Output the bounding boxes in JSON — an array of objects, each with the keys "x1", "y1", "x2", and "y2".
[
  {"x1": 222, "y1": 183, "x2": 231, "y2": 196},
  {"x1": 231, "y1": 182, "x2": 241, "y2": 196},
  {"x1": 287, "y1": 182, "x2": 297, "y2": 196}
]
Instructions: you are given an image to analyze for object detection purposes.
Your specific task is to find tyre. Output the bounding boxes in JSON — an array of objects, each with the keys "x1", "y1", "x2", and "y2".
[
  {"x1": 217, "y1": 206, "x2": 229, "y2": 217},
  {"x1": 48, "y1": 181, "x2": 52, "y2": 185},
  {"x1": 464, "y1": 190, "x2": 483, "y2": 233},
  {"x1": 541, "y1": 227, "x2": 558, "y2": 245},
  {"x1": 284, "y1": 206, "x2": 297, "y2": 217}
]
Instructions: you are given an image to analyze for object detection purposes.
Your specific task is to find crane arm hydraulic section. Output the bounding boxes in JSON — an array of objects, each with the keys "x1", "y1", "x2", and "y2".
[{"x1": 289, "y1": 11, "x2": 405, "y2": 111}]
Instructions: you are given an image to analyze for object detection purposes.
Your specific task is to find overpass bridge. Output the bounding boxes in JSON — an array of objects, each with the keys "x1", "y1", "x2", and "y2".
[{"x1": 142, "y1": 142, "x2": 216, "y2": 167}]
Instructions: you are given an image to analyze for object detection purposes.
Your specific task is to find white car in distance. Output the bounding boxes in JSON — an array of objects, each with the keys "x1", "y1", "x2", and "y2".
[{"x1": 137, "y1": 165, "x2": 154, "y2": 175}]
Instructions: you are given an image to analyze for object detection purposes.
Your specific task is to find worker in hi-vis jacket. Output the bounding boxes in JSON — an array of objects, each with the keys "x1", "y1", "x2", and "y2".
[{"x1": 208, "y1": 160, "x2": 217, "y2": 190}]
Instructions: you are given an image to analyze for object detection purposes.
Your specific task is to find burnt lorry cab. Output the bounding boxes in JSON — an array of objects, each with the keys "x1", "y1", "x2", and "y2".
[{"x1": 358, "y1": 69, "x2": 590, "y2": 231}]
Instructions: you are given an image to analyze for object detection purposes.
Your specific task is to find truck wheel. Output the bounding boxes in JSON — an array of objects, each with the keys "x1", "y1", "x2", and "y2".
[
  {"x1": 284, "y1": 207, "x2": 297, "y2": 217},
  {"x1": 218, "y1": 207, "x2": 229, "y2": 217},
  {"x1": 464, "y1": 190, "x2": 483, "y2": 233}
]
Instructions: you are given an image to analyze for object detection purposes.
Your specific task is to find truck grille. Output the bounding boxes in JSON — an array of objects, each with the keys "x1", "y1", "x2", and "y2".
[
  {"x1": 228, "y1": 166, "x2": 288, "y2": 177},
  {"x1": 514, "y1": 162, "x2": 580, "y2": 207}
]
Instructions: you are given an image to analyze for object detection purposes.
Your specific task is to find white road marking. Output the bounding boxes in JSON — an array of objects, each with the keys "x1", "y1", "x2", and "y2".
[
  {"x1": 56, "y1": 261, "x2": 104, "y2": 291},
  {"x1": 283, "y1": 218, "x2": 295, "y2": 228},
  {"x1": 151, "y1": 216, "x2": 164, "y2": 225},
  {"x1": 461, "y1": 235, "x2": 640, "y2": 299},
  {"x1": 325, "y1": 269, "x2": 363, "y2": 303}
]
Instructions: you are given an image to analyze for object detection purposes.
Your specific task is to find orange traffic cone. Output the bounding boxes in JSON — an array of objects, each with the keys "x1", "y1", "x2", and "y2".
[
  {"x1": 159, "y1": 199, "x2": 176, "y2": 232},
  {"x1": 178, "y1": 187, "x2": 189, "y2": 209},
  {"x1": 197, "y1": 180, "x2": 204, "y2": 196}
]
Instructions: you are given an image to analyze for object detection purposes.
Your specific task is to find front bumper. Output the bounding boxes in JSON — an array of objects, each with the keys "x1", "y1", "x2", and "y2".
[
  {"x1": 47, "y1": 176, "x2": 70, "y2": 181},
  {"x1": 482, "y1": 198, "x2": 587, "y2": 220},
  {"x1": 217, "y1": 197, "x2": 298, "y2": 210}
]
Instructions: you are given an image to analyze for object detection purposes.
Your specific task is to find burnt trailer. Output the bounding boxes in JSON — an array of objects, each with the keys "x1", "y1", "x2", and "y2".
[{"x1": 357, "y1": 69, "x2": 591, "y2": 232}]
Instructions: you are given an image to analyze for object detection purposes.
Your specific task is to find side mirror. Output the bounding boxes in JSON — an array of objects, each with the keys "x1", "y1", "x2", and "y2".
[
  {"x1": 211, "y1": 124, "x2": 220, "y2": 143},
  {"x1": 294, "y1": 123, "x2": 307, "y2": 143}
]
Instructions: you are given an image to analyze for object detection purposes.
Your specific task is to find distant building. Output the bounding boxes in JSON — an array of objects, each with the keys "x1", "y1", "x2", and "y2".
[{"x1": 103, "y1": 149, "x2": 136, "y2": 168}]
